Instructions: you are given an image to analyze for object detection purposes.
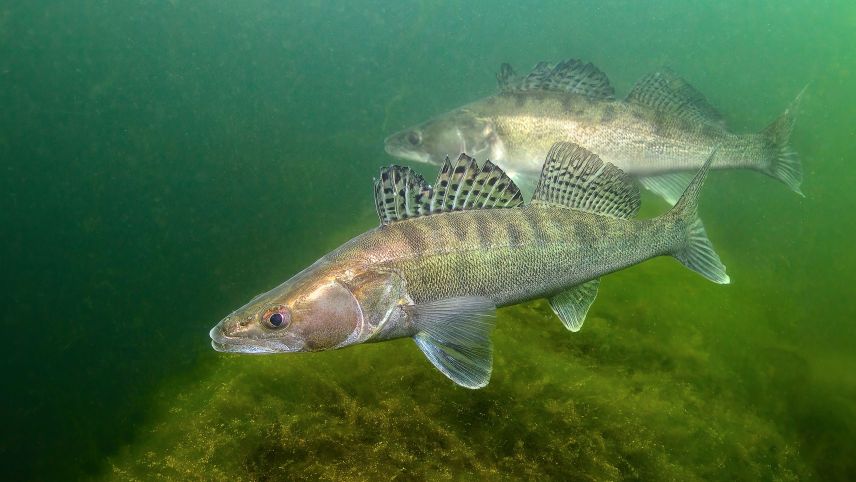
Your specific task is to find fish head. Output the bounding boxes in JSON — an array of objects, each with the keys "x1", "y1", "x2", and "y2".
[
  {"x1": 384, "y1": 107, "x2": 501, "y2": 166},
  {"x1": 210, "y1": 263, "x2": 407, "y2": 354}
]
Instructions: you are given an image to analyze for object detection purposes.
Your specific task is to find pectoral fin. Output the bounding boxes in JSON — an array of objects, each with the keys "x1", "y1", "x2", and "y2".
[
  {"x1": 409, "y1": 297, "x2": 496, "y2": 389},
  {"x1": 549, "y1": 279, "x2": 600, "y2": 332}
]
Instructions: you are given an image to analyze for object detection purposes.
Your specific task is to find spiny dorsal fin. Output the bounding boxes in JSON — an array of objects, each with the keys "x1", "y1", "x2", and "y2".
[
  {"x1": 374, "y1": 166, "x2": 432, "y2": 225},
  {"x1": 374, "y1": 154, "x2": 523, "y2": 225},
  {"x1": 626, "y1": 69, "x2": 725, "y2": 127},
  {"x1": 496, "y1": 62, "x2": 516, "y2": 90},
  {"x1": 497, "y1": 59, "x2": 615, "y2": 100},
  {"x1": 532, "y1": 142, "x2": 640, "y2": 219},
  {"x1": 439, "y1": 154, "x2": 523, "y2": 211}
]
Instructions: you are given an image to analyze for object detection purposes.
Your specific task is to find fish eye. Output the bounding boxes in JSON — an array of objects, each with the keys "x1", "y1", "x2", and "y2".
[
  {"x1": 263, "y1": 306, "x2": 290, "y2": 329},
  {"x1": 407, "y1": 131, "x2": 422, "y2": 146}
]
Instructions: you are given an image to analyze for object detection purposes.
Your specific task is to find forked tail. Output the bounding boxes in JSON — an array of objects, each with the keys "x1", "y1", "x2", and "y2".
[
  {"x1": 760, "y1": 86, "x2": 807, "y2": 196},
  {"x1": 668, "y1": 150, "x2": 730, "y2": 284}
]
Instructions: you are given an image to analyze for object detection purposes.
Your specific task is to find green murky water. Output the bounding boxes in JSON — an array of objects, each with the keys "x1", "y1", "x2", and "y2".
[{"x1": 2, "y1": 1, "x2": 854, "y2": 480}]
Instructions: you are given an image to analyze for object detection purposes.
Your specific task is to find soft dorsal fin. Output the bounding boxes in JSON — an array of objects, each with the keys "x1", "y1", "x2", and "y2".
[
  {"x1": 375, "y1": 154, "x2": 524, "y2": 225},
  {"x1": 626, "y1": 69, "x2": 725, "y2": 127},
  {"x1": 532, "y1": 142, "x2": 640, "y2": 219},
  {"x1": 497, "y1": 59, "x2": 615, "y2": 100}
]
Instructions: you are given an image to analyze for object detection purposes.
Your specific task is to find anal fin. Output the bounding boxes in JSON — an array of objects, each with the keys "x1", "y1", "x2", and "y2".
[
  {"x1": 409, "y1": 297, "x2": 496, "y2": 389},
  {"x1": 549, "y1": 279, "x2": 600, "y2": 332},
  {"x1": 638, "y1": 172, "x2": 695, "y2": 206}
]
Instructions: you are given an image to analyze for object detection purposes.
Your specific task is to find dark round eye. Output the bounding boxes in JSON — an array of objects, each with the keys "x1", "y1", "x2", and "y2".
[
  {"x1": 407, "y1": 131, "x2": 422, "y2": 146},
  {"x1": 264, "y1": 306, "x2": 290, "y2": 329},
  {"x1": 269, "y1": 312, "x2": 284, "y2": 327}
]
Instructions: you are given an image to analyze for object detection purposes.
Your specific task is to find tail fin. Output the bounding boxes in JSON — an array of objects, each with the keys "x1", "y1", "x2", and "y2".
[
  {"x1": 760, "y1": 87, "x2": 806, "y2": 196},
  {"x1": 668, "y1": 150, "x2": 730, "y2": 284}
]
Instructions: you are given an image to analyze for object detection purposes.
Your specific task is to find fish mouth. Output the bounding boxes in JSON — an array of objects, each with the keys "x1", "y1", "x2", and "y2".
[
  {"x1": 209, "y1": 325, "x2": 302, "y2": 354},
  {"x1": 383, "y1": 139, "x2": 435, "y2": 165}
]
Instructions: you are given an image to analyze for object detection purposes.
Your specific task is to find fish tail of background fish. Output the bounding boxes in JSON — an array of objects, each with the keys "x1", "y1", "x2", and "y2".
[
  {"x1": 641, "y1": 85, "x2": 807, "y2": 205},
  {"x1": 665, "y1": 150, "x2": 730, "y2": 284},
  {"x1": 753, "y1": 87, "x2": 807, "y2": 196}
]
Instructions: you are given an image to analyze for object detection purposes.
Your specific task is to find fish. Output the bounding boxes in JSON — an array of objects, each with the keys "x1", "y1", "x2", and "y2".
[
  {"x1": 384, "y1": 59, "x2": 804, "y2": 204},
  {"x1": 209, "y1": 142, "x2": 729, "y2": 388}
]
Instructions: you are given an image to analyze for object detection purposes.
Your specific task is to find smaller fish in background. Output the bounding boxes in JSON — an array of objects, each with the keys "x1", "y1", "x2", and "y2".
[
  {"x1": 385, "y1": 59, "x2": 805, "y2": 204},
  {"x1": 210, "y1": 143, "x2": 728, "y2": 388}
]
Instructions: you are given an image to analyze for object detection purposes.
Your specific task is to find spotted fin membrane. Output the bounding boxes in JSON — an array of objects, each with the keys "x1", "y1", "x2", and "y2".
[
  {"x1": 497, "y1": 58, "x2": 615, "y2": 100},
  {"x1": 532, "y1": 142, "x2": 641, "y2": 219},
  {"x1": 374, "y1": 154, "x2": 523, "y2": 226}
]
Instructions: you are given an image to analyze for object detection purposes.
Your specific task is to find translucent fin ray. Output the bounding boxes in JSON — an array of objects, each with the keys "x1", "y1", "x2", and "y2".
[
  {"x1": 549, "y1": 279, "x2": 600, "y2": 332},
  {"x1": 760, "y1": 87, "x2": 806, "y2": 196},
  {"x1": 668, "y1": 150, "x2": 730, "y2": 284},
  {"x1": 409, "y1": 297, "x2": 496, "y2": 389},
  {"x1": 639, "y1": 172, "x2": 695, "y2": 206}
]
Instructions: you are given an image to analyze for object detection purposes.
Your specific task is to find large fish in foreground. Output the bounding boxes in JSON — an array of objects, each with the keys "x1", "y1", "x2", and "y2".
[
  {"x1": 210, "y1": 143, "x2": 728, "y2": 388},
  {"x1": 385, "y1": 59, "x2": 804, "y2": 204}
]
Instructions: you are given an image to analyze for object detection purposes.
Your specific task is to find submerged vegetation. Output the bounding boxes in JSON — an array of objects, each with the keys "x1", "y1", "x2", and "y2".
[{"x1": 108, "y1": 250, "x2": 847, "y2": 480}]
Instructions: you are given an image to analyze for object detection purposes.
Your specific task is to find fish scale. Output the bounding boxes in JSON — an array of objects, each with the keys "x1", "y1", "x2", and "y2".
[
  {"x1": 385, "y1": 59, "x2": 804, "y2": 205},
  {"x1": 373, "y1": 206, "x2": 656, "y2": 305},
  {"x1": 211, "y1": 142, "x2": 729, "y2": 389}
]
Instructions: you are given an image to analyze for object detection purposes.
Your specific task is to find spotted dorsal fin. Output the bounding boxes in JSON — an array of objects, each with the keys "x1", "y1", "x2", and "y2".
[
  {"x1": 374, "y1": 154, "x2": 523, "y2": 225},
  {"x1": 497, "y1": 59, "x2": 615, "y2": 100},
  {"x1": 532, "y1": 142, "x2": 640, "y2": 219},
  {"x1": 626, "y1": 69, "x2": 725, "y2": 127},
  {"x1": 373, "y1": 166, "x2": 433, "y2": 225}
]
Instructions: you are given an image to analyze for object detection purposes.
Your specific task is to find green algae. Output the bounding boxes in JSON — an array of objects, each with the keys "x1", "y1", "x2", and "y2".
[
  {"x1": 106, "y1": 255, "x2": 822, "y2": 480},
  {"x1": 104, "y1": 186, "x2": 856, "y2": 481}
]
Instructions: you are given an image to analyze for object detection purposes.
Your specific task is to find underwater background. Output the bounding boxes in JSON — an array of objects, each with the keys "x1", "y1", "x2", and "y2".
[{"x1": 2, "y1": 0, "x2": 855, "y2": 480}]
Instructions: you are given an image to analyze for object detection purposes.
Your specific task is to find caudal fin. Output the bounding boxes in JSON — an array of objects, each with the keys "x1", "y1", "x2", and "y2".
[
  {"x1": 668, "y1": 150, "x2": 730, "y2": 284},
  {"x1": 760, "y1": 87, "x2": 806, "y2": 196}
]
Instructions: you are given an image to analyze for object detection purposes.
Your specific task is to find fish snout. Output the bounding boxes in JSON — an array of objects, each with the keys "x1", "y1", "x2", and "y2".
[
  {"x1": 209, "y1": 313, "x2": 249, "y2": 350},
  {"x1": 383, "y1": 142, "x2": 435, "y2": 165},
  {"x1": 209, "y1": 313, "x2": 304, "y2": 354},
  {"x1": 211, "y1": 313, "x2": 253, "y2": 339},
  {"x1": 383, "y1": 135, "x2": 402, "y2": 157}
]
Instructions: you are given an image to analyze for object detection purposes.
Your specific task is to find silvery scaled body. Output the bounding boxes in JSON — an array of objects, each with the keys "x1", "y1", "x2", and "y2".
[
  {"x1": 211, "y1": 143, "x2": 728, "y2": 388},
  {"x1": 385, "y1": 59, "x2": 804, "y2": 203}
]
